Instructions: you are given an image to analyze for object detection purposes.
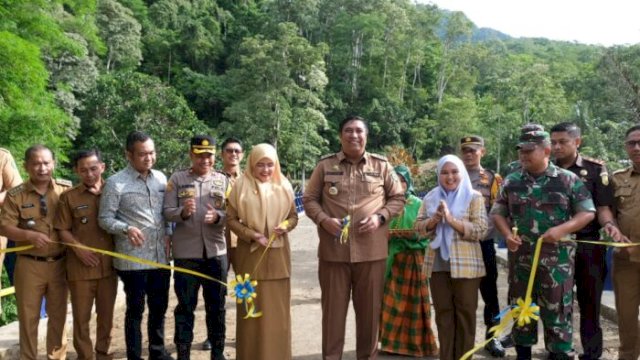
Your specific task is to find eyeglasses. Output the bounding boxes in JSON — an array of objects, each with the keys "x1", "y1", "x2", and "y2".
[
  {"x1": 625, "y1": 140, "x2": 640, "y2": 148},
  {"x1": 39, "y1": 195, "x2": 48, "y2": 217},
  {"x1": 224, "y1": 148, "x2": 243, "y2": 154}
]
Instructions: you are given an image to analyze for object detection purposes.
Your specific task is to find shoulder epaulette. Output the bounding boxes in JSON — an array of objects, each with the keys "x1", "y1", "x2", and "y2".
[
  {"x1": 55, "y1": 178, "x2": 72, "y2": 187},
  {"x1": 71, "y1": 183, "x2": 83, "y2": 190},
  {"x1": 370, "y1": 153, "x2": 388, "y2": 161},
  {"x1": 581, "y1": 155, "x2": 605, "y2": 166},
  {"x1": 613, "y1": 167, "x2": 631, "y2": 175},
  {"x1": 0, "y1": 148, "x2": 10, "y2": 155},
  {"x1": 320, "y1": 153, "x2": 337, "y2": 160},
  {"x1": 7, "y1": 184, "x2": 25, "y2": 196}
]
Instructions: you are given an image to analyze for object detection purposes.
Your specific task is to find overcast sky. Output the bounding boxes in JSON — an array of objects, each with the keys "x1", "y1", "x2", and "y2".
[{"x1": 423, "y1": 0, "x2": 640, "y2": 46}]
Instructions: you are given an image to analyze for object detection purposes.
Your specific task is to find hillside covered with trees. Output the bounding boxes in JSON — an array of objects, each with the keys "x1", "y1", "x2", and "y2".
[{"x1": 2, "y1": 0, "x2": 639, "y2": 179}]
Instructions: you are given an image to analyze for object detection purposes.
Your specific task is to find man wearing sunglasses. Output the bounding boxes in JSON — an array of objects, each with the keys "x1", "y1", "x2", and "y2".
[
  {"x1": 0, "y1": 144, "x2": 71, "y2": 360},
  {"x1": 611, "y1": 124, "x2": 640, "y2": 360}
]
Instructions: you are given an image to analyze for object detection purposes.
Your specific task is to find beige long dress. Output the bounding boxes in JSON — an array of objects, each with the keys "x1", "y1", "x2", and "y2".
[{"x1": 227, "y1": 202, "x2": 298, "y2": 360}]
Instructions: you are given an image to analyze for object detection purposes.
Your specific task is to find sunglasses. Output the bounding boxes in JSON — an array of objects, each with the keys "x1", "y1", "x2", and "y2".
[
  {"x1": 224, "y1": 148, "x2": 243, "y2": 154},
  {"x1": 625, "y1": 140, "x2": 640, "y2": 148}
]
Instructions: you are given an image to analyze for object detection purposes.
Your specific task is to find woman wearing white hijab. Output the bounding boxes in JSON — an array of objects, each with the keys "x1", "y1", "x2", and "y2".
[
  {"x1": 226, "y1": 143, "x2": 299, "y2": 360},
  {"x1": 415, "y1": 154, "x2": 488, "y2": 360}
]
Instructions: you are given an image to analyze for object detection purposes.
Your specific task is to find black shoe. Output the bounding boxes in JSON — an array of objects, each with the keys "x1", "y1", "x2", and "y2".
[
  {"x1": 516, "y1": 345, "x2": 532, "y2": 360},
  {"x1": 548, "y1": 353, "x2": 574, "y2": 360},
  {"x1": 485, "y1": 338, "x2": 506, "y2": 358},
  {"x1": 202, "y1": 339, "x2": 212, "y2": 351},
  {"x1": 500, "y1": 335, "x2": 515, "y2": 349},
  {"x1": 177, "y1": 344, "x2": 191, "y2": 360},
  {"x1": 150, "y1": 350, "x2": 175, "y2": 360}
]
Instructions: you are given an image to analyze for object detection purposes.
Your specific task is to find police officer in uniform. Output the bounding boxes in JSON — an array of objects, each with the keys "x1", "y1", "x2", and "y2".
[
  {"x1": 0, "y1": 144, "x2": 71, "y2": 360},
  {"x1": 303, "y1": 116, "x2": 405, "y2": 360},
  {"x1": 460, "y1": 135, "x2": 506, "y2": 357},
  {"x1": 163, "y1": 135, "x2": 230, "y2": 360},
  {"x1": 550, "y1": 122, "x2": 624, "y2": 360},
  {"x1": 54, "y1": 149, "x2": 117, "y2": 360}
]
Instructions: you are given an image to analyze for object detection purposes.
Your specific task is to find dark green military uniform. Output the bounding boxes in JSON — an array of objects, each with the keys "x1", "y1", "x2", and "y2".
[{"x1": 491, "y1": 161, "x2": 595, "y2": 354}]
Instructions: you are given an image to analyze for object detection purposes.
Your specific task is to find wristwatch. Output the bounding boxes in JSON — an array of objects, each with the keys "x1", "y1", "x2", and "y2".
[{"x1": 377, "y1": 213, "x2": 386, "y2": 225}]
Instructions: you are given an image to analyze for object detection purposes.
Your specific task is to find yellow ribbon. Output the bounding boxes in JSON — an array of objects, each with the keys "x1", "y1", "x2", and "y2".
[
  {"x1": 251, "y1": 219, "x2": 290, "y2": 275},
  {"x1": 229, "y1": 273, "x2": 262, "y2": 319},
  {"x1": 0, "y1": 245, "x2": 35, "y2": 253},
  {"x1": 339, "y1": 215, "x2": 350, "y2": 244},
  {"x1": 64, "y1": 242, "x2": 228, "y2": 286}
]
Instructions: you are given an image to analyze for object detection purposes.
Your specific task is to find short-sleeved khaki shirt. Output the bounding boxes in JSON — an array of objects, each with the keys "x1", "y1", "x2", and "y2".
[
  {"x1": 0, "y1": 148, "x2": 22, "y2": 197},
  {"x1": 303, "y1": 151, "x2": 405, "y2": 263},
  {"x1": 0, "y1": 179, "x2": 71, "y2": 257},
  {"x1": 54, "y1": 182, "x2": 114, "y2": 281},
  {"x1": 612, "y1": 166, "x2": 640, "y2": 261}
]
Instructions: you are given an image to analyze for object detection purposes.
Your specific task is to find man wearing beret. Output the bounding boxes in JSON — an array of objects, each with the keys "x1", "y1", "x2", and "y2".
[
  {"x1": 460, "y1": 135, "x2": 505, "y2": 358},
  {"x1": 491, "y1": 131, "x2": 596, "y2": 360},
  {"x1": 163, "y1": 135, "x2": 230, "y2": 360}
]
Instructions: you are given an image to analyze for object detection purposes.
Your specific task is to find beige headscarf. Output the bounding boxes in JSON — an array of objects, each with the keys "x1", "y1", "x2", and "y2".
[{"x1": 227, "y1": 143, "x2": 294, "y2": 252}]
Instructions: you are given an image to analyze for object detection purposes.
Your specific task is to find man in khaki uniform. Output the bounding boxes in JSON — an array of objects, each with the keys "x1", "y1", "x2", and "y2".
[
  {"x1": 303, "y1": 116, "x2": 405, "y2": 360},
  {"x1": 0, "y1": 144, "x2": 71, "y2": 360},
  {"x1": 163, "y1": 135, "x2": 230, "y2": 360},
  {"x1": 459, "y1": 135, "x2": 506, "y2": 357},
  {"x1": 0, "y1": 148, "x2": 22, "y2": 288},
  {"x1": 612, "y1": 124, "x2": 640, "y2": 360},
  {"x1": 220, "y1": 137, "x2": 243, "y2": 270},
  {"x1": 54, "y1": 149, "x2": 117, "y2": 360}
]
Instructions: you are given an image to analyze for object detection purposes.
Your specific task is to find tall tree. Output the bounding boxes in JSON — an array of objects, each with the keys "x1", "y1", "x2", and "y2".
[{"x1": 96, "y1": 0, "x2": 142, "y2": 72}]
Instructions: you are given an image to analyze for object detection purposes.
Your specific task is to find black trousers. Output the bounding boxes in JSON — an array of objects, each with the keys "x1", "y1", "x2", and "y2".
[
  {"x1": 575, "y1": 243, "x2": 607, "y2": 359},
  {"x1": 118, "y1": 269, "x2": 171, "y2": 360},
  {"x1": 479, "y1": 239, "x2": 501, "y2": 331},
  {"x1": 173, "y1": 256, "x2": 227, "y2": 352}
]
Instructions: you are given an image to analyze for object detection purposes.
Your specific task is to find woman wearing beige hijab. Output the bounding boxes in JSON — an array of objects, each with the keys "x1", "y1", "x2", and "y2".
[{"x1": 226, "y1": 143, "x2": 299, "y2": 360}]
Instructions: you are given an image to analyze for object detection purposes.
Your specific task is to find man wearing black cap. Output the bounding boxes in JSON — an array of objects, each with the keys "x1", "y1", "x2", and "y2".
[
  {"x1": 460, "y1": 135, "x2": 505, "y2": 358},
  {"x1": 163, "y1": 135, "x2": 230, "y2": 360}
]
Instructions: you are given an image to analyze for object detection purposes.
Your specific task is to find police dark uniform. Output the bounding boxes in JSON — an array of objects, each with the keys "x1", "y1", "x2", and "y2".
[
  {"x1": 162, "y1": 135, "x2": 230, "y2": 359},
  {"x1": 556, "y1": 153, "x2": 613, "y2": 360},
  {"x1": 0, "y1": 178, "x2": 71, "y2": 360},
  {"x1": 54, "y1": 181, "x2": 117, "y2": 360},
  {"x1": 460, "y1": 135, "x2": 505, "y2": 356}
]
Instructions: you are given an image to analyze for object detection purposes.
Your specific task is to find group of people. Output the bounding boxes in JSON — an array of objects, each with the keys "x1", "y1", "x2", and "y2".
[
  {"x1": 0, "y1": 132, "x2": 300, "y2": 360},
  {"x1": 0, "y1": 116, "x2": 639, "y2": 360}
]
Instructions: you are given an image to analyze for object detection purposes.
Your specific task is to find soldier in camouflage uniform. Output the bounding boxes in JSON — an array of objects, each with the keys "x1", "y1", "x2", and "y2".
[
  {"x1": 491, "y1": 131, "x2": 596, "y2": 360},
  {"x1": 504, "y1": 124, "x2": 546, "y2": 175}
]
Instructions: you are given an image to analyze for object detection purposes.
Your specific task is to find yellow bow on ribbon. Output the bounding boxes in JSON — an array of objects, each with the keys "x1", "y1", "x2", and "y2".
[{"x1": 338, "y1": 215, "x2": 350, "y2": 244}]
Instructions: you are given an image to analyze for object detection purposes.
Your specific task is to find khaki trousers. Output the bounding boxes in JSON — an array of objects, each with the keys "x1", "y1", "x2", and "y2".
[
  {"x1": 15, "y1": 256, "x2": 68, "y2": 360},
  {"x1": 613, "y1": 256, "x2": 640, "y2": 360},
  {"x1": 430, "y1": 272, "x2": 481, "y2": 360},
  {"x1": 319, "y1": 259, "x2": 386, "y2": 360},
  {"x1": 68, "y1": 275, "x2": 118, "y2": 360}
]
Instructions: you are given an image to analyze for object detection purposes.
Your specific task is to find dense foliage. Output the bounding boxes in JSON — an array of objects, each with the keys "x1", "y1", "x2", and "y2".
[{"x1": 1, "y1": 0, "x2": 639, "y2": 181}]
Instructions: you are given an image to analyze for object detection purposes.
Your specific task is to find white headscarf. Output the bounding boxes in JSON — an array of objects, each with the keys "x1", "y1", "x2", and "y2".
[{"x1": 423, "y1": 155, "x2": 474, "y2": 261}]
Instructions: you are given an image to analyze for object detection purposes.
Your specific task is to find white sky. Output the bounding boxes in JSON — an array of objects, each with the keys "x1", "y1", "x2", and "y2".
[{"x1": 423, "y1": 0, "x2": 640, "y2": 46}]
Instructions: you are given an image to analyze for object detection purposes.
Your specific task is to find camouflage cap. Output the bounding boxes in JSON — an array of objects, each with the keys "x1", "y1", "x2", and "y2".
[
  {"x1": 520, "y1": 123, "x2": 544, "y2": 134},
  {"x1": 460, "y1": 135, "x2": 484, "y2": 150},
  {"x1": 516, "y1": 130, "x2": 550, "y2": 150}
]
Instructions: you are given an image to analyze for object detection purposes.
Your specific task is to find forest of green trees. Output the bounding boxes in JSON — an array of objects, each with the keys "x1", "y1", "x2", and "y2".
[{"x1": 2, "y1": 0, "x2": 640, "y2": 182}]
